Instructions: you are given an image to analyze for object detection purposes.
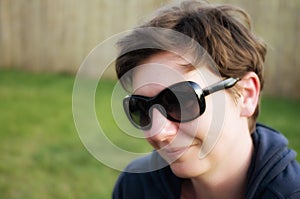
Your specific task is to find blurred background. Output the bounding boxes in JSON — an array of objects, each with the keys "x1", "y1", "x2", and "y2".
[{"x1": 0, "y1": 0, "x2": 299, "y2": 198}]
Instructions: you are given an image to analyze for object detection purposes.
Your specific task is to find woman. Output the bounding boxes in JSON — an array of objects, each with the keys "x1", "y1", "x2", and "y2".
[{"x1": 113, "y1": 1, "x2": 300, "y2": 198}]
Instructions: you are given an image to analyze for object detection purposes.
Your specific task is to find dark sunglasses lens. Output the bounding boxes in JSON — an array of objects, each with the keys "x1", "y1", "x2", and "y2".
[
  {"x1": 160, "y1": 82, "x2": 201, "y2": 122},
  {"x1": 158, "y1": 89, "x2": 180, "y2": 120},
  {"x1": 128, "y1": 97, "x2": 151, "y2": 129}
]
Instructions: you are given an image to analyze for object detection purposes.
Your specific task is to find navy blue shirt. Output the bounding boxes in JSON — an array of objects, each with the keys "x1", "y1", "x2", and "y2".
[{"x1": 113, "y1": 124, "x2": 300, "y2": 199}]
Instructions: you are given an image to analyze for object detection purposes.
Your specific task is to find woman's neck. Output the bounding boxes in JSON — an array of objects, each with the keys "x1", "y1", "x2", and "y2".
[{"x1": 182, "y1": 132, "x2": 254, "y2": 199}]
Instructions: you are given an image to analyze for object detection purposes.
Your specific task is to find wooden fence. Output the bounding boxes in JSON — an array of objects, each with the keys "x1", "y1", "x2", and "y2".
[{"x1": 0, "y1": 0, "x2": 299, "y2": 98}]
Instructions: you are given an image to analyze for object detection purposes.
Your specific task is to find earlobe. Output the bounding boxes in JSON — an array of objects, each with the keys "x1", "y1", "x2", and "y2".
[{"x1": 239, "y1": 72, "x2": 260, "y2": 117}]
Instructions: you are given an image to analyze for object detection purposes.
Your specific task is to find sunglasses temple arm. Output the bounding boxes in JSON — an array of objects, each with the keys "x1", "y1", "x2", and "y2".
[{"x1": 202, "y1": 77, "x2": 239, "y2": 96}]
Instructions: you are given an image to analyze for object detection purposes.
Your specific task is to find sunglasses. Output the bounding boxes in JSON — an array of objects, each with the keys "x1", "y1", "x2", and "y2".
[{"x1": 123, "y1": 77, "x2": 239, "y2": 130}]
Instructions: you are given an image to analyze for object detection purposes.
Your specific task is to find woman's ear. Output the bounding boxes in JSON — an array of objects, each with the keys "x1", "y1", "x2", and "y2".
[{"x1": 238, "y1": 72, "x2": 261, "y2": 117}]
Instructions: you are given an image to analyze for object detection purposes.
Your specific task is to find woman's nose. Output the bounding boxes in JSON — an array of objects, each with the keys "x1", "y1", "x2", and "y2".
[{"x1": 145, "y1": 108, "x2": 179, "y2": 143}]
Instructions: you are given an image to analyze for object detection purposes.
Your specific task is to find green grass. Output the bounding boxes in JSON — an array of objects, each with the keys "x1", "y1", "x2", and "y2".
[
  {"x1": 259, "y1": 96, "x2": 300, "y2": 154},
  {"x1": 0, "y1": 69, "x2": 299, "y2": 199},
  {"x1": 0, "y1": 70, "x2": 120, "y2": 199}
]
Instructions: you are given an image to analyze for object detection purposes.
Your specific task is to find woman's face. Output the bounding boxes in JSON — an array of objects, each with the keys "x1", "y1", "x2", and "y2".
[{"x1": 131, "y1": 52, "x2": 245, "y2": 178}]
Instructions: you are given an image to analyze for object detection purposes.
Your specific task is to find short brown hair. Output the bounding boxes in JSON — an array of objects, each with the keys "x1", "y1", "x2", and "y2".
[{"x1": 115, "y1": 0, "x2": 267, "y2": 132}]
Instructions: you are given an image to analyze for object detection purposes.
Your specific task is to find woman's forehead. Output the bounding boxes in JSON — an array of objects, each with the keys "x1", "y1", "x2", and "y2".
[
  {"x1": 132, "y1": 52, "x2": 193, "y2": 87},
  {"x1": 131, "y1": 52, "x2": 220, "y2": 92}
]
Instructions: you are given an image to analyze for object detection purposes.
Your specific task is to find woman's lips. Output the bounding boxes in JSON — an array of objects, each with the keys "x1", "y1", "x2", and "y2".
[
  {"x1": 154, "y1": 140, "x2": 201, "y2": 162},
  {"x1": 165, "y1": 147, "x2": 187, "y2": 154},
  {"x1": 160, "y1": 145, "x2": 194, "y2": 161}
]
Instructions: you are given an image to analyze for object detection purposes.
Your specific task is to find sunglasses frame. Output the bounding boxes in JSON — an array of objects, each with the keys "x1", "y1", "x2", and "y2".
[{"x1": 123, "y1": 77, "x2": 239, "y2": 130}]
